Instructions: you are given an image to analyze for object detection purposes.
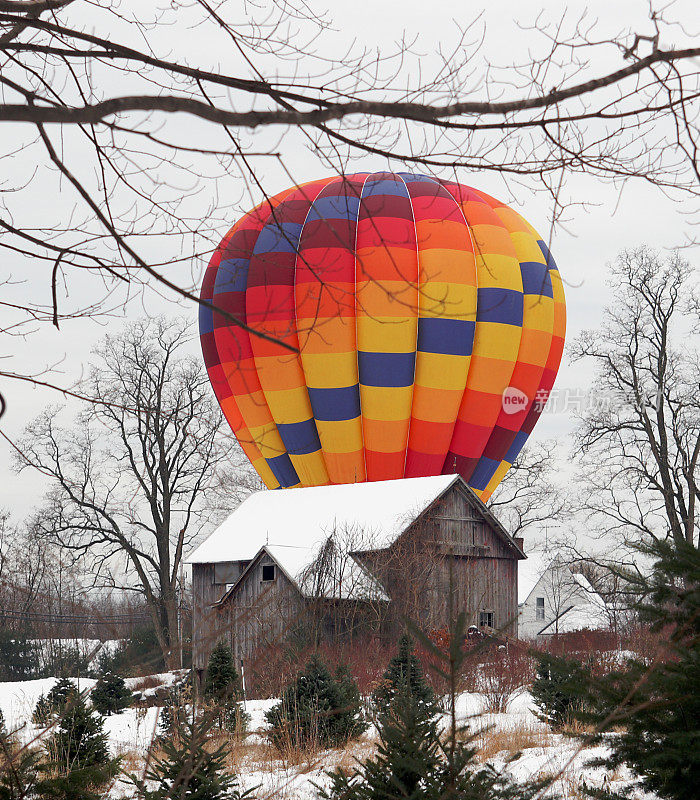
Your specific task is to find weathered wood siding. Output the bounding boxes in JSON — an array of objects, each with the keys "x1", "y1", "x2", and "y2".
[
  {"x1": 219, "y1": 551, "x2": 304, "y2": 662},
  {"x1": 355, "y1": 483, "x2": 519, "y2": 637},
  {"x1": 191, "y1": 560, "x2": 249, "y2": 672},
  {"x1": 433, "y1": 483, "x2": 519, "y2": 637}
]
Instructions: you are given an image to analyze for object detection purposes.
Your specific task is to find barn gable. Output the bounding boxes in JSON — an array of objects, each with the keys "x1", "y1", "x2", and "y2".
[
  {"x1": 381, "y1": 476, "x2": 524, "y2": 560},
  {"x1": 215, "y1": 543, "x2": 388, "y2": 607}
]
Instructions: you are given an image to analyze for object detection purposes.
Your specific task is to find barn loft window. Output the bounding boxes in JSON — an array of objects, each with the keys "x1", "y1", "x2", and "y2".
[
  {"x1": 478, "y1": 610, "x2": 494, "y2": 628},
  {"x1": 536, "y1": 597, "x2": 545, "y2": 620},
  {"x1": 261, "y1": 564, "x2": 276, "y2": 582}
]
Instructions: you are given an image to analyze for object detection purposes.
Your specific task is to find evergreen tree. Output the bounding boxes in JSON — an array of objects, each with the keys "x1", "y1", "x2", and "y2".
[
  {"x1": 0, "y1": 723, "x2": 41, "y2": 800},
  {"x1": 49, "y1": 697, "x2": 109, "y2": 767},
  {"x1": 203, "y1": 642, "x2": 241, "y2": 703},
  {"x1": 323, "y1": 675, "x2": 441, "y2": 799},
  {"x1": 266, "y1": 655, "x2": 366, "y2": 750},
  {"x1": 0, "y1": 632, "x2": 38, "y2": 682},
  {"x1": 90, "y1": 673, "x2": 131, "y2": 716},
  {"x1": 157, "y1": 687, "x2": 182, "y2": 741},
  {"x1": 157, "y1": 672, "x2": 194, "y2": 741},
  {"x1": 575, "y1": 539, "x2": 700, "y2": 800},
  {"x1": 531, "y1": 653, "x2": 588, "y2": 731},
  {"x1": 203, "y1": 643, "x2": 248, "y2": 733},
  {"x1": 372, "y1": 634, "x2": 433, "y2": 712},
  {"x1": 44, "y1": 646, "x2": 94, "y2": 681},
  {"x1": 33, "y1": 678, "x2": 78, "y2": 726},
  {"x1": 131, "y1": 715, "x2": 252, "y2": 800},
  {"x1": 38, "y1": 692, "x2": 119, "y2": 800},
  {"x1": 322, "y1": 616, "x2": 544, "y2": 800},
  {"x1": 96, "y1": 626, "x2": 165, "y2": 676},
  {"x1": 334, "y1": 664, "x2": 366, "y2": 740}
]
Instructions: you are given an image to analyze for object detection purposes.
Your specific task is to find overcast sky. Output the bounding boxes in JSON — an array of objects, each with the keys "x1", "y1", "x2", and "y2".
[{"x1": 1, "y1": 0, "x2": 698, "y2": 540}]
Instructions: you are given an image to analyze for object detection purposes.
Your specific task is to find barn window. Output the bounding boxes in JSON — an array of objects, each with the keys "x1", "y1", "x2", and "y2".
[
  {"x1": 478, "y1": 611, "x2": 494, "y2": 628},
  {"x1": 536, "y1": 597, "x2": 545, "y2": 620},
  {"x1": 261, "y1": 564, "x2": 276, "y2": 582}
]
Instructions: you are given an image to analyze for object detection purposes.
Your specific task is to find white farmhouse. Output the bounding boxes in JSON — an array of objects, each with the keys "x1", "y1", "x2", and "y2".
[{"x1": 518, "y1": 553, "x2": 610, "y2": 639}]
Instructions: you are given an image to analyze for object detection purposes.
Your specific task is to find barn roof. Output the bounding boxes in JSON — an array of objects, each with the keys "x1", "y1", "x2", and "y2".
[{"x1": 187, "y1": 474, "x2": 463, "y2": 564}]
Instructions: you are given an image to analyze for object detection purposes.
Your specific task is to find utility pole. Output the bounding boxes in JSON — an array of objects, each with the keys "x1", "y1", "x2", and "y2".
[{"x1": 179, "y1": 561, "x2": 184, "y2": 670}]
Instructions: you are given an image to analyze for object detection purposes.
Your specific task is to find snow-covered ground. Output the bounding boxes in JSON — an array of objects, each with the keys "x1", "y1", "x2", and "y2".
[
  {"x1": 0, "y1": 675, "x2": 653, "y2": 800},
  {"x1": 0, "y1": 675, "x2": 159, "y2": 756}
]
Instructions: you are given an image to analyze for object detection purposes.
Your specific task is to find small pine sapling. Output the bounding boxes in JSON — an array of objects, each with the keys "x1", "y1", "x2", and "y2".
[
  {"x1": 38, "y1": 691, "x2": 119, "y2": 800},
  {"x1": 531, "y1": 652, "x2": 588, "y2": 731},
  {"x1": 91, "y1": 672, "x2": 132, "y2": 716},
  {"x1": 322, "y1": 612, "x2": 547, "y2": 800},
  {"x1": 203, "y1": 642, "x2": 248, "y2": 733},
  {"x1": 158, "y1": 673, "x2": 193, "y2": 741},
  {"x1": 372, "y1": 633, "x2": 434, "y2": 713},
  {"x1": 204, "y1": 642, "x2": 242, "y2": 703},
  {"x1": 266, "y1": 655, "x2": 366, "y2": 750},
  {"x1": 322, "y1": 642, "x2": 440, "y2": 799},
  {"x1": 32, "y1": 677, "x2": 78, "y2": 726},
  {"x1": 334, "y1": 663, "x2": 367, "y2": 741},
  {"x1": 0, "y1": 719, "x2": 42, "y2": 800},
  {"x1": 131, "y1": 714, "x2": 253, "y2": 800}
]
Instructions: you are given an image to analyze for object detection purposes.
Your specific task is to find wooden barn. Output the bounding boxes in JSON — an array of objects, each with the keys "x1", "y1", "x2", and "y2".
[{"x1": 187, "y1": 474, "x2": 525, "y2": 684}]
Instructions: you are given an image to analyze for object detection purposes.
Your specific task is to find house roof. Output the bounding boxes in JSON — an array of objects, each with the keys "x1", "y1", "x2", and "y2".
[
  {"x1": 537, "y1": 591, "x2": 610, "y2": 635},
  {"x1": 519, "y1": 554, "x2": 609, "y2": 607},
  {"x1": 188, "y1": 474, "x2": 463, "y2": 564},
  {"x1": 523, "y1": 566, "x2": 610, "y2": 635},
  {"x1": 517, "y1": 551, "x2": 548, "y2": 605}
]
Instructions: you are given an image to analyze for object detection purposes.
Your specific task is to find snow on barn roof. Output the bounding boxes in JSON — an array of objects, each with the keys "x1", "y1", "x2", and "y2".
[{"x1": 187, "y1": 474, "x2": 461, "y2": 565}]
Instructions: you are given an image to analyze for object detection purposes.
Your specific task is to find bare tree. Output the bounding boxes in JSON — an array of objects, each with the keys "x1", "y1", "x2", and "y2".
[
  {"x1": 0, "y1": 512, "x2": 53, "y2": 633},
  {"x1": 299, "y1": 524, "x2": 388, "y2": 642},
  {"x1": 14, "y1": 317, "x2": 231, "y2": 667},
  {"x1": 538, "y1": 555, "x2": 584, "y2": 635},
  {"x1": 573, "y1": 247, "x2": 699, "y2": 551},
  {"x1": 0, "y1": 1, "x2": 699, "y2": 416},
  {"x1": 574, "y1": 559, "x2": 637, "y2": 635},
  {"x1": 487, "y1": 440, "x2": 567, "y2": 539}
]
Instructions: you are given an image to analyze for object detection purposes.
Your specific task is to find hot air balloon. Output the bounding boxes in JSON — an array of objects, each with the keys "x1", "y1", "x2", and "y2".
[{"x1": 199, "y1": 172, "x2": 565, "y2": 502}]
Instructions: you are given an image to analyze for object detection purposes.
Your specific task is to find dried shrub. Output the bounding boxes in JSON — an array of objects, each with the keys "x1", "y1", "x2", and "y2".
[
  {"x1": 479, "y1": 647, "x2": 536, "y2": 713},
  {"x1": 246, "y1": 637, "x2": 394, "y2": 699},
  {"x1": 471, "y1": 721, "x2": 549, "y2": 761},
  {"x1": 131, "y1": 674, "x2": 162, "y2": 693},
  {"x1": 540, "y1": 628, "x2": 621, "y2": 656}
]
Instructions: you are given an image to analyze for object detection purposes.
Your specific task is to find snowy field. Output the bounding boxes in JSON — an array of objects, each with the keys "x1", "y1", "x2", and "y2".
[{"x1": 0, "y1": 675, "x2": 653, "y2": 800}]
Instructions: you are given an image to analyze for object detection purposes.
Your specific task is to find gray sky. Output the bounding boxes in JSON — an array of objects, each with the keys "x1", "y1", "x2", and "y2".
[{"x1": 1, "y1": 0, "x2": 698, "y2": 537}]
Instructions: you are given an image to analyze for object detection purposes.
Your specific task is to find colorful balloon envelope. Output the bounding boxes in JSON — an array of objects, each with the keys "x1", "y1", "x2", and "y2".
[{"x1": 200, "y1": 172, "x2": 565, "y2": 502}]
